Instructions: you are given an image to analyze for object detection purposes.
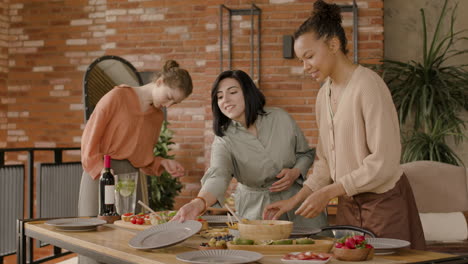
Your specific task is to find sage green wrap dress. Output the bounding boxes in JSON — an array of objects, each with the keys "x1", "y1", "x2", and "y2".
[{"x1": 201, "y1": 107, "x2": 328, "y2": 228}]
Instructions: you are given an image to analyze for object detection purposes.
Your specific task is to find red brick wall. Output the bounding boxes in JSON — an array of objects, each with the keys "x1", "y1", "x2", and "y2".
[
  {"x1": 0, "y1": 1, "x2": 8, "y2": 149},
  {"x1": 1, "y1": 0, "x2": 384, "y2": 209}
]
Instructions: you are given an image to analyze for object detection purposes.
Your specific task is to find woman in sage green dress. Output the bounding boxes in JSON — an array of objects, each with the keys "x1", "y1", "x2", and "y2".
[{"x1": 172, "y1": 69, "x2": 327, "y2": 228}]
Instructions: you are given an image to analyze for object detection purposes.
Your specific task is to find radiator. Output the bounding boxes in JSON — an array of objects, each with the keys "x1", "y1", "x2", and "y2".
[{"x1": 0, "y1": 165, "x2": 24, "y2": 257}]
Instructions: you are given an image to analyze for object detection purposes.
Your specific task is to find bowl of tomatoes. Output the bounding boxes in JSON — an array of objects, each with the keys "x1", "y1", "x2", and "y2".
[{"x1": 281, "y1": 251, "x2": 332, "y2": 264}]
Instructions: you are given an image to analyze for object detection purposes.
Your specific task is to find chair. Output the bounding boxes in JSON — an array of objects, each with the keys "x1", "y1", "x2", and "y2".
[
  {"x1": 321, "y1": 225, "x2": 376, "y2": 239},
  {"x1": 402, "y1": 160, "x2": 468, "y2": 255},
  {"x1": 37, "y1": 162, "x2": 83, "y2": 219},
  {"x1": 36, "y1": 162, "x2": 83, "y2": 247},
  {"x1": 0, "y1": 165, "x2": 24, "y2": 260}
]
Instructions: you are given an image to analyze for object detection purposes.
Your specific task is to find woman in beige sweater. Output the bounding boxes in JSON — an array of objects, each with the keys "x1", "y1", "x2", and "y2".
[{"x1": 263, "y1": 0, "x2": 425, "y2": 249}]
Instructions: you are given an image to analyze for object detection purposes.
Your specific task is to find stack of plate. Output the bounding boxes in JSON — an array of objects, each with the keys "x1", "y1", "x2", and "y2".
[
  {"x1": 367, "y1": 238, "x2": 411, "y2": 255},
  {"x1": 45, "y1": 218, "x2": 106, "y2": 232},
  {"x1": 201, "y1": 215, "x2": 239, "y2": 226}
]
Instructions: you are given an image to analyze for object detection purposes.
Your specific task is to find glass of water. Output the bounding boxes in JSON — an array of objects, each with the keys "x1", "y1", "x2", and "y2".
[{"x1": 114, "y1": 172, "x2": 138, "y2": 215}]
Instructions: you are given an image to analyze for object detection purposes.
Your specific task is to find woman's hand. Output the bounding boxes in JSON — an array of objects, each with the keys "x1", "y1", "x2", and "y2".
[
  {"x1": 171, "y1": 198, "x2": 204, "y2": 223},
  {"x1": 161, "y1": 159, "x2": 185, "y2": 177},
  {"x1": 295, "y1": 191, "x2": 330, "y2": 218},
  {"x1": 295, "y1": 183, "x2": 346, "y2": 218},
  {"x1": 264, "y1": 186, "x2": 313, "y2": 220},
  {"x1": 263, "y1": 198, "x2": 296, "y2": 220},
  {"x1": 269, "y1": 168, "x2": 301, "y2": 192}
]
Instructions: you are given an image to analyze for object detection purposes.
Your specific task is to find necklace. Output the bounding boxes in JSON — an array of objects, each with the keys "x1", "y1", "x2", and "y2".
[{"x1": 329, "y1": 82, "x2": 343, "y2": 112}]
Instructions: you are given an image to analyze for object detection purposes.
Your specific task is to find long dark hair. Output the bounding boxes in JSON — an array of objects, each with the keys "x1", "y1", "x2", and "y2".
[
  {"x1": 211, "y1": 70, "x2": 266, "y2": 137},
  {"x1": 294, "y1": 0, "x2": 348, "y2": 54}
]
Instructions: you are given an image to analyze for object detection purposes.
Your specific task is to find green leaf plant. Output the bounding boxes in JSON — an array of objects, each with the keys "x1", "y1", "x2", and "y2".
[
  {"x1": 148, "y1": 120, "x2": 183, "y2": 211},
  {"x1": 378, "y1": 0, "x2": 467, "y2": 166}
]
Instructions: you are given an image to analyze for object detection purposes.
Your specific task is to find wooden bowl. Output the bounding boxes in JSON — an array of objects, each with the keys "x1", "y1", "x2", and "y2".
[
  {"x1": 237, "y1": 220, "x2": 293, "y2": 241},
  {"x1": 198, "y1": 220, "x2": 209, "y2": 230},
  {"x1": 97, "y1": 215, "x2": 120, "y2": 224},
  {"x1": 333, "y1": 247, "x2": 374, "y2": 261}
]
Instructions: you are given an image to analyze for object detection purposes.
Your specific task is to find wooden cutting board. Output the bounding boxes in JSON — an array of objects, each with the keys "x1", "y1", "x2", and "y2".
[
  {"x1": 113, "y1": 220, "x2": 153, "y2": 231},
  {"x1": 227, "y1": 239, "x2": 334, "y2": 254}
]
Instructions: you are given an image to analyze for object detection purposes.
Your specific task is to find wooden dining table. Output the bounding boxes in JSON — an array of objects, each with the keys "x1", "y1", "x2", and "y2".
[{"x1": 17, "y1": 218, "x2": 462, "y2": 264}]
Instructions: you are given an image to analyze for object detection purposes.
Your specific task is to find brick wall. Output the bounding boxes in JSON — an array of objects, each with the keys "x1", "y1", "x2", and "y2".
[
  {"x1": 0, "y1": 1, "x2": 8, "y2": 149},
  {"x1": 1, "y1": 0, "x2": 384, "y2": 209}
]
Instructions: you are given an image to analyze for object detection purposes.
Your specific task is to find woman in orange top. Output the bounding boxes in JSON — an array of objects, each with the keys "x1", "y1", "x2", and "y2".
[{"x1": 79, "y1": 60, "x2": 193, "y2": 218}]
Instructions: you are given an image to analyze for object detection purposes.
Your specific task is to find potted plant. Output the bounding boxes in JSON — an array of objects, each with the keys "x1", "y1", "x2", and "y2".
[
  {"x1": 148, "y1": 120, "x2": 183, "y2": 211},
  {"x1": 379, "y1": 0, "x2": 468, "y2": 166}
]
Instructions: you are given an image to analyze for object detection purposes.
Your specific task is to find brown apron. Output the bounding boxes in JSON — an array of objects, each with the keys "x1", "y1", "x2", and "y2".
[{"x1": 336, "y1": 174, "x2": 426, "y2": 250}]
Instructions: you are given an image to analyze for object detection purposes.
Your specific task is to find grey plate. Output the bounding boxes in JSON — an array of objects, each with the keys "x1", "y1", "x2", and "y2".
[
  {"x1": 367, "y1": 238, "x2": 411, "y2": 255},
  {"x1": 45, "y1": 218, "x2": 106, "y2": 231},
  {"x1": 128, "y1": 220, "x2": 202, "y2": 250},
  {"x1": 290, "y1": 226, "x2": 322, "y2": 237},
  {"x1": 176, "y1": 249, "x2": 263, "y2": 264},
  {"x1": 201, "y1": 215, "x2": 239, "y2": 224}
]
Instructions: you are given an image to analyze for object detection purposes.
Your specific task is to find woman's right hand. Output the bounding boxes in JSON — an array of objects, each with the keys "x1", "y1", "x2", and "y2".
[
  {"x1": 161, "y1": 159, "x2": 185, "y2": 178},
  {"x1": 262, "y1": 198, "x2": 296, "y2": 220},
  {"x1": 171, "y1": 198, "x2": 204, "y2": 223}
]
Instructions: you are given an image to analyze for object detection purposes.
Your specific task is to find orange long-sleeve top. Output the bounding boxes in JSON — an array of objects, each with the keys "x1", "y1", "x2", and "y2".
[{"x1": 81, "y1": 85, "x2": 165, "y2": 180}]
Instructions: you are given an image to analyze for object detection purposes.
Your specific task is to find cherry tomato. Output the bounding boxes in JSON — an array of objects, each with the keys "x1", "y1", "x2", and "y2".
[{"x1": 136, "y1": 217, "x2": 145, "y2": 225}]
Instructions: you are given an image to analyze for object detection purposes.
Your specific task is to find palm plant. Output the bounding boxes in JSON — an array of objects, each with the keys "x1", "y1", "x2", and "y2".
[
  {"x1": 148, "y1": 121, "x2": 183, "y2": 211},
  {"x1": 402, "y1": 115, "x2": 464, "y2": 165},
  {"x1": 380, "y1": 0, "x2": 468, "y2": 166}
]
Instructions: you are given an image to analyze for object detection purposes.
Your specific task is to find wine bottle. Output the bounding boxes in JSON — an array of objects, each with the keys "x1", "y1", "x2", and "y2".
[{"x1": 99, "y1": 155, "x2": 117, "y2": 216}]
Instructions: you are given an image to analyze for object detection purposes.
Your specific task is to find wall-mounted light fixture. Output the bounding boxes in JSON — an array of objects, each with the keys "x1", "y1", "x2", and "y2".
[{"x1": 283, "y1": 35, "x2": 294, "y2": 59}]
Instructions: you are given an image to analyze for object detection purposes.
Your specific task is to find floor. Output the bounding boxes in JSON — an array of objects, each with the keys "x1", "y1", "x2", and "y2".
[{"x1": 57, "y1": 257, "x2": 78, "y2": 264}]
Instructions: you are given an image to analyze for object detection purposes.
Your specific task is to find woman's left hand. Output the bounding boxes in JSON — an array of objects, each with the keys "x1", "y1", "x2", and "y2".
[
  {"x1": 161, "y1": 159, "x2": 185, "y2": 177},
  {"x1": 295, "y1": 183, "x2": 345, "y2": 218},
  {"x1": 295, "y1": 190, "x2": 330, "y2": 218},
  {"x1": 269, "y1": 168, "x2": 301, "y2": 192}
]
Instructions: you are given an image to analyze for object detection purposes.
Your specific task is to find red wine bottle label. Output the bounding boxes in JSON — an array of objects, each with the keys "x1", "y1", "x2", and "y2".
[{"x1": 104, "y1": 185, "x2": 115, "y2": 204}]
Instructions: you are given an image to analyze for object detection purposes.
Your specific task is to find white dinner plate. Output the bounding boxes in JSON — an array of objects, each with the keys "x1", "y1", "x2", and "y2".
[
  {"x1": 45, "y1": 218, "x2": 106, "y2": 231},
  {"x1": 367, "y1": 238, "x2": 411, "y2": 255},
  {"x1": 128, "y1": 220, "x2": 201, "y2": 250},
  {"x1": 176, "y1": 249, "x2": 263, "y2": 264},
  {"x1": 201, "y1": 215, "x2": 239, "y2": 224}
]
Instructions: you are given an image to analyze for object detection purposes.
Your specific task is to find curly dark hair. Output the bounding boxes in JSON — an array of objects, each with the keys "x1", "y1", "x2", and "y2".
[{"x1": 294, "y1": 0, "x2": 348, "y2": 54}]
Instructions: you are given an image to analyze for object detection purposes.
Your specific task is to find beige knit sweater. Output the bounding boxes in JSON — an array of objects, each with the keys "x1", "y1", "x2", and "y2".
[{"x1": 304, "y1": 65, "x2": 403, "y2": 196}]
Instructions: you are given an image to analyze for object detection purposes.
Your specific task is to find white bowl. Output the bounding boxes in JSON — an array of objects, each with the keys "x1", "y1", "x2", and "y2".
[{"x1": 281, "y1": 252, "x2": 332, "y2": 264}]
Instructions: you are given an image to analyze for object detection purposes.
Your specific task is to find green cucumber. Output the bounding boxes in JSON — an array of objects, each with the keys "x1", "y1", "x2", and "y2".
[
  {"x1": 271, "y1": 239, "x2": 293, "y2": 245},
  {"x1": 295, "y1": 238, "x2": 315, "y2": 244},
  {"x1": 233, "y1": 238, "x2": 255, "y2": 245}
]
